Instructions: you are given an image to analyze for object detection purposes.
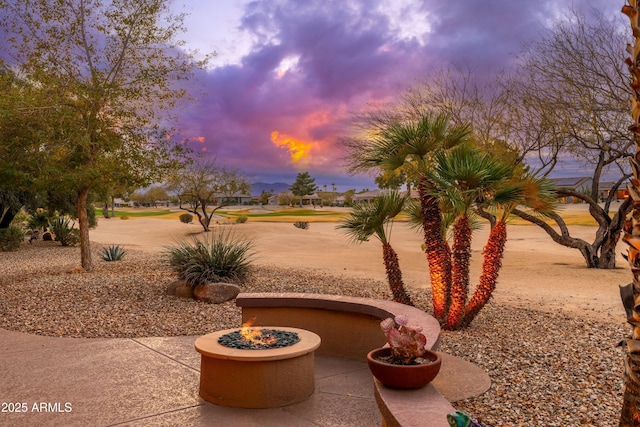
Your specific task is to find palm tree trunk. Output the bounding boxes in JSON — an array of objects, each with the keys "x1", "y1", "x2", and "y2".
[
  {"x1": 418, "y1": 178, "x2": 452, "y2": 323},
  {"x1": 381, "y1": 242, "x2": 413, "y2": 306},
  {"x1": 461, "y1": 220, "x2": 507, "y2": 328},
  {"x1": 446, "y1": 215, "x2": 472, "y2": 330},
  {"x1": 621, "y1": 3, "x2": 640, "y2": 424}
]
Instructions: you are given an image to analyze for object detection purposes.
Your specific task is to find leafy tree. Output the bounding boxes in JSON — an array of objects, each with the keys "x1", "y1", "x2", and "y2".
[
  {"x1": 0, "y1": 0, "x2": 207, "y2": 271},
  {"x1": 290, "y1": 172, "x2": 318, "y2": 207},
  {"x1": 260, "y1": 190, "x2": 273, "y2": 205},
  {"x1": 167, "y1": 156, "x2": 251, "y2": 232},
  {"x1": 277, "y1": 191, "x2": 296, "y2": 206},
  {"x1": 145, "y1": 187, "x2": 169, "y2": 208},
  {"x1": 338, "y1": 190, "x2": 413, "y2": 305}
]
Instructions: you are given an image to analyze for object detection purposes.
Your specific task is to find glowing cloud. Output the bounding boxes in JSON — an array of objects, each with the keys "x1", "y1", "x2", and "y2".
[
  {"x1": 195, "y1": 136, "x2": 206, "y2": 143},
  {"x1": 271, "y1": 131, "x2": 315, "y2": 163}
]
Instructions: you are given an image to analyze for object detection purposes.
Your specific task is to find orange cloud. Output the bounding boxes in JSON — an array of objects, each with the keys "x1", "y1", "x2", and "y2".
[
  {"x1": 195, "y1": 136, "x2": 205, "y2": 143},
  {"x1": 271, "y1": 131, "x2": 314, "y2": 163}
]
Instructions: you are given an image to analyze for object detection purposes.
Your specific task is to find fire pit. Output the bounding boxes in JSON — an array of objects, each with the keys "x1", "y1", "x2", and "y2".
[{"x1": 194, "y1": 324, "x2": 321, "y2": 408}]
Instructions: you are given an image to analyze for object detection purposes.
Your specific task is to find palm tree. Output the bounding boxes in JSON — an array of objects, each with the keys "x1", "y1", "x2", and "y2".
[
  {"x1": 461, "y1": 175, "x2": 557, "y2": 327},
  {"x1": 406, "y1": 146, "x2": 556, "y2": 330},
  {"x1": 353, "y1": 113, "x2": 471, "y2": 322},
  {"x1": 617, "y1": 4, "x2": 640, "y2": 422},
  {"x1": 338, "y1": 191, "x2": 413, "y2": 305},
  {"x1": 427, "y1": 144, "x2": 515, "y2": 330}
]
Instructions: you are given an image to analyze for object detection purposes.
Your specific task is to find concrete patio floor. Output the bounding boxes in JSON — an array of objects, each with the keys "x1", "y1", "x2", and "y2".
[{"x1": 0, "y1": 328, "x2": 488, "y2": 427}]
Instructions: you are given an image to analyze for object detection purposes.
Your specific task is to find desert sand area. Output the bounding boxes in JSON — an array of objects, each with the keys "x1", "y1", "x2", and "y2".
[{"x1": 89, "y1": 206, "x2": 630, "y2": 325}]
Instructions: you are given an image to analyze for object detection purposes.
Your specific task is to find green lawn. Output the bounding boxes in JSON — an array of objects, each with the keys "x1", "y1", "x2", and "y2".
[{"x1": 97, "y1": 205, "x2": 607, "y2": 226}]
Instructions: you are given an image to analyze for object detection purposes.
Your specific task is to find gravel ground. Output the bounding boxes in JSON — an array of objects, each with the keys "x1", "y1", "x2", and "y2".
[{"x1": 0, "y1": 241, "x2": 628, "y2": 426}]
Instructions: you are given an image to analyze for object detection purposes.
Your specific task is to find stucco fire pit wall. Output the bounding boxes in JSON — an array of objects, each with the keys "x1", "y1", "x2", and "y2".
[{"x1": 194, "y1": 327, "x2": 321, "y2": 408}]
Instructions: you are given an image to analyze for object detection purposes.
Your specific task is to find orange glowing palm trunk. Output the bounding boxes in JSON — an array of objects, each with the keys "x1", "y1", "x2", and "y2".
[
  {"x1": 382, "y1": 242, "x2": 414, "y2": 306},
  {"x1": 462, "y1": 220, "x2": 507, "y2": 327},
  {"x1": 446, "y1": 215, "x2": 472, "y2": 330},
  {"x1": 419, "y1": 179, "x2": 452, "y2": 323}
]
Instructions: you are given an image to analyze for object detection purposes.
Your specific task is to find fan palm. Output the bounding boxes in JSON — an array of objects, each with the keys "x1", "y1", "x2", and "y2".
[
  {"x1": 427, "y1": 144, "x2": 517, "y2": 329},
  {"x1": 461, "y1": 174, "x2": 557, "y2": 328},
  {"x1": 338, "y1": 190, "x2": 413, "y2": 305},
  {"x1": 354, "y1": 113, "x2": 471, "y2": 322}
]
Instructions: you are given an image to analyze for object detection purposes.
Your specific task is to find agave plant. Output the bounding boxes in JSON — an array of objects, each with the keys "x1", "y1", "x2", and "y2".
[
  {"x1": 101, "y1": 245, "x2": 126, "y2": 261},
  {"x1": 50, "y1": 217, "x2": 80, "y2": 247},
  {"x1": 165, "y1": 228, "x2": 255, "y2": 288}
]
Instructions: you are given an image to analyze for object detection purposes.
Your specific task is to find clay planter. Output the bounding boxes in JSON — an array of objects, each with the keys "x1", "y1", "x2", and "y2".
[{"x1": 366, "y1": 347, "x2": 441, "y2": 389}]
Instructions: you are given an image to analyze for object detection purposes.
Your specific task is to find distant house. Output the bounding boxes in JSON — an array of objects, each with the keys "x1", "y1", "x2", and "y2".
[
  {"x1": 301, "y1": 193, "x2": 322, "y2": 206},
  {"x1": 352, "y1": 189, "x2": 418, "y2": 204},
  {"x1": 352, "y1": 190, "x2": 383, "y2": 204},
  {"x1": 549, "y1": 177, "x2": 593, "y2": 203},
  {"x1": 598, "y1": 181, "x2": 629, "y2": 201},
  {"x1": 217, "y1": 191, "x2": 252, "y2": 205},
  {"x1": 113, "y1": 198, "x2": 134, "y2": 208}
]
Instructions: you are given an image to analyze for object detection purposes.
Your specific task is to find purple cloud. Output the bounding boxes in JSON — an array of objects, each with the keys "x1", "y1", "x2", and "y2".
[{"x1": 174, "y1": 0, "x2": 620, "y2": 189}]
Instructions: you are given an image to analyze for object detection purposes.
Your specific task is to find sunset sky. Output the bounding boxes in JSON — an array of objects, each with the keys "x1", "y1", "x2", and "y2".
[{"x1": 171, "y1": 0, "x2": 617, "y2": 191}]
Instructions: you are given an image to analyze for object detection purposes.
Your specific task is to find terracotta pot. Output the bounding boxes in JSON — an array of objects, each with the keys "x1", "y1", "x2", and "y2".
[{"x1": 366, "y1": 347, "x2": 441, "y2": 389}]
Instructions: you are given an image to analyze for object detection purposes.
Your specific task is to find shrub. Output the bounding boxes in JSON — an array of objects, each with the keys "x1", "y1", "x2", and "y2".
[
  {"x1": 179, "y1": 213, "x2": 193, "y2": 224},
  {"x1": 50, "y1": 217, "x2": 80, "y2": 246},
  {"x1": 28, "y1": 211, "x2": 50, "y2": 231},
  {"x1": 0, "y1": 226, "x2": 24, "y2": 251},
  {"x1": 165, "y1": 229, "x2": 255, "y2": 287},
  {"x1": 293, "y1": 221, "x2": 309, "y2": 230},
  {"x1": 101, "y1": 245, "x2": 126, "y2": 261},
  {"x1": 235, "y1": 215, "x2": 248, "y2": 224}
]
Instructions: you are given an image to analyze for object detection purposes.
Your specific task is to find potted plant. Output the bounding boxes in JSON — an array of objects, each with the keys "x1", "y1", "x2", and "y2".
[{"x1": 366, "y1": 314, "x2": 441, "y2": 389}]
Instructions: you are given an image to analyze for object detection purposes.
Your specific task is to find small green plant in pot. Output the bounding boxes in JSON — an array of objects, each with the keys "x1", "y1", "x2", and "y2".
[{"x1": 367, "y1": 315, "x2": 441, "y2": 389}]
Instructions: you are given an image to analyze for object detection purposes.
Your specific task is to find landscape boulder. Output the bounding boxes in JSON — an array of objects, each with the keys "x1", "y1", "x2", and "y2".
[
  {"x1": 167, "y1": 280, "x2": 194, "y2": 299},
  {"x1": 193, "y1": 283, "x2": 241, "y2": 304}
]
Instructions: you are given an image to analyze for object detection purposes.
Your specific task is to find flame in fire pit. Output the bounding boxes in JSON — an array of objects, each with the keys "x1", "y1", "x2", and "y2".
[
  {"x1": 240, "y1": 317, "x2": 277, "y2": 346},
  {"x1": 217, "y1": 318, "x2": 301, "y2": 350}
]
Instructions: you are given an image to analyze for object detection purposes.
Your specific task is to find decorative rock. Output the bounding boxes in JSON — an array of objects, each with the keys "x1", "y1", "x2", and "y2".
[
  {"x1": 167, "y1": 280, "x2": 193, "y2": 299},
  {"x1": 193, "y1": 282, "x2": 241, "y2": 304},
  {"x1": 175, "y1": 283, "x2": 194, "y2": 299}
]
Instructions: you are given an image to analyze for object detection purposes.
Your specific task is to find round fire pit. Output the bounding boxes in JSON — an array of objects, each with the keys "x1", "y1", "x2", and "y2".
[{"x1": 194, "y1": 326, "x2": 321, "y2": 408}]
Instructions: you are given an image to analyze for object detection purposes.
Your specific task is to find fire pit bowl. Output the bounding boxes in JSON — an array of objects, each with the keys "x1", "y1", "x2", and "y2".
[{"x1": 194, "y1": 326, "x2": 321, "y2": 408}]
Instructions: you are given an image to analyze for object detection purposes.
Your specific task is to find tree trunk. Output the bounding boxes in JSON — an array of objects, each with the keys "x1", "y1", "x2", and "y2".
[
  {"x1": 418, "y1": 178, "x2": 452, "y2": 323},
  {"x1": 0, "y1": 205, "x2": 19, "y2": 229},
  {"x1": 198, "y1": 199, "x2": 210, "y2": 232},
  {"x1": 102, "y1": 202, "x2": 110, "y2": 219},
  {"x1": 462, "y1": 220, "x2": 507, "y2": 328},
  {"x1": 77, "y1": 186, "x2": 92, "y2": 271},
  {"x1": 511, "y1": 206, "x2": 629, "y2": 269},
  {"x1": 620, "y1": 3, "x2": 640, "y2": 424},
  {"x1": 445, "y1": 215, "x2": 472, "y2": 330},
  {"x1": 381, "y1": 242, "x2": 413, "y2": 306}
]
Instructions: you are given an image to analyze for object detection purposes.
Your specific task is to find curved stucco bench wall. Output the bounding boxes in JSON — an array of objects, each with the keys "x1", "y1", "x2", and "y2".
[
  {"x1": 236, "y1": 292, "x2": 442, "y2": 361},
  {"x1": 235, "y1": 293, "x2": 458, "y2": 427}
]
